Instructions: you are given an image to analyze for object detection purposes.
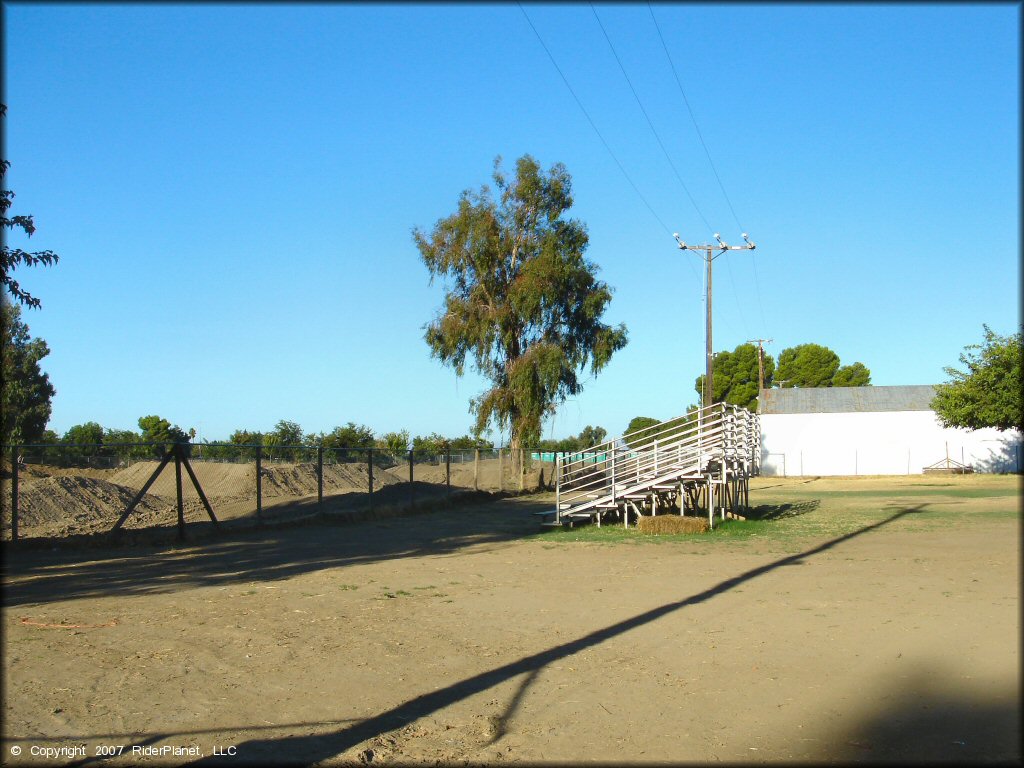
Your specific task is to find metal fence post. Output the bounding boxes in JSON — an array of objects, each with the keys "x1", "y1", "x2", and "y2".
[
  {"x1": 445, "y1": 448, "x2": 451, "y2": 498},
  {"x1": 474, "y1": 448, "x2": 479, "y2": 491},
  {"x1": 518, "y1": 449, "x2": 524, "y2": 492},
  {"x1": 11, "y1": 445, "x2": 19, "y2": 542},
  {"x1": 174, "y1": 444, "x2": 185, "y2": 540},
  {"x1": 256, "y1": 445, "x2": 263, "y2": 524},
  {"x1": 317, "y1": 443, "x2": 324, "y2": 515},
  {"x1": 498, "y1": 448, "x2": 503, "y2": 492},
  {"x1": 368, "y1": 448, "x2": 374, "y2": 511},
  {"x1": 408, "y1": 449, "x2": 414, "y2": 509}
]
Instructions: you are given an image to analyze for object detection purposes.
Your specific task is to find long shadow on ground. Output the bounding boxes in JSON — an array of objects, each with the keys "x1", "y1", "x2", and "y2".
[
  {"x1": 159, "y1": 504, "x2": 930, "y2": 767},
  {"x1": 746, "y1": 499, "x2": 821, "y2": 520},
  {"x1": 1, "y1": 492, "x2": 551, "y2": 607}
]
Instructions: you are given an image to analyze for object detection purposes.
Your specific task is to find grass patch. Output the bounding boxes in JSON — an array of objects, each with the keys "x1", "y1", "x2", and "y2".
[
  {"x1": 539, "y1": 518, "x2": 725, "y2": 544},
  {"x1": 535, "y1": 475, "x2": 1019, "y2": 545}
]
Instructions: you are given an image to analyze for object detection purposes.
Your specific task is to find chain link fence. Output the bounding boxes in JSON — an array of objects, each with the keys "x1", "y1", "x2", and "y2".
[{"x1": 1, "y1": 443, "x2": 559, "y2": 543}]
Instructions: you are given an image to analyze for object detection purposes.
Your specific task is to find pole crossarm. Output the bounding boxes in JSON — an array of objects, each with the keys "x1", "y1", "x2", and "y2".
[{"x1": 672, "y1": 232, "x2": 757, "y2": 409}]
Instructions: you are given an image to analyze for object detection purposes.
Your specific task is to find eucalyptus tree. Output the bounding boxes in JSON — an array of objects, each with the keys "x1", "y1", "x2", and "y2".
[
  {"x1": 2, "y1": 105, "x2": 59, "y2": 309},
  {"x1": 414, "y1": 154, "x2": 627, "y2": 456},
  {"x1": 1, "y1": 302, "x2": 56, "y2": 444}
]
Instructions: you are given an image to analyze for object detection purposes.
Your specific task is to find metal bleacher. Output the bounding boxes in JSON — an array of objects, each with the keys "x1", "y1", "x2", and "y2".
[{"x1": 539, "y1": 403, "x2": 760, "y2": 528}]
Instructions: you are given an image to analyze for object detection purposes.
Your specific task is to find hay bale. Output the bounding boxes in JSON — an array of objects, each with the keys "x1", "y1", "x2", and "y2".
[{"x1": 637, "y1": 515, "x2": 709, "y2": 535}]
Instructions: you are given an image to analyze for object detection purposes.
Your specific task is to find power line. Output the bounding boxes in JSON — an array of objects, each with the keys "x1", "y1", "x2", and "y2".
[
  {"x1": 749, "y1": 246, "x2": 769, "y2": 336},
  {"x1": 648, "y1": 2, "x2": 745, "y2": 234},
  {"x1": 724, "y1": 253, "x2": 751, "y2": 340},
  {"x1": 590, "y1": 3, "x2": 713, "y2": 235},
  {"x1": 649, "y1": 3, "x2": 770, "y2": 338},
  {"x1": 518, "y1": 3, "x2": 674, "y2": 240}
]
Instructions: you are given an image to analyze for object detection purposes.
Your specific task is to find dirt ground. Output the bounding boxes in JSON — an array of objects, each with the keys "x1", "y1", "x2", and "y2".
[{"x1": 1, "y1": 475, "x2": 1019, "y2": 765}]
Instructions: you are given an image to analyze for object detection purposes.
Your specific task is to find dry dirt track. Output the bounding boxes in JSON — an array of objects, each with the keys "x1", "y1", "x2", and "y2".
[{"x1": 1, "y1": 477, "x2": 1019, "y2": 765}]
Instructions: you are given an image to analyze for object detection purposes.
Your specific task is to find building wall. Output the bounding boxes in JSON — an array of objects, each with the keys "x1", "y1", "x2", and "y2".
[{"x1": 760, "y1": 410, "x2": 1022, "y2": 476}]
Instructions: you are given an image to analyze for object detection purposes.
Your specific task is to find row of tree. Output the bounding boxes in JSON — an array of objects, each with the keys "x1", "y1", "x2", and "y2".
[
  {"x1": 16, "y1": 416, "x2": 503, "y2": 461},
  {"x1": 693, "y1": 340, "x2": 872, "y2": 412}
]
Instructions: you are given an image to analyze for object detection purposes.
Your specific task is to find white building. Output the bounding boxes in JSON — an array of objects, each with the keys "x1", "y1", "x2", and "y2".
[{"x1": 758, "y1": 385, "x2": 1022, "y2": 476}]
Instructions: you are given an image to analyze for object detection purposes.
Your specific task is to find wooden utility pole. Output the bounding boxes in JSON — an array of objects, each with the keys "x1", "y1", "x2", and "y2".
[
  {"x1": 675, "y1": 233, "x2": 756, "y2": 408},
  {"x1": 746, "y1": 338, "x2": 773, "y2": 392}
]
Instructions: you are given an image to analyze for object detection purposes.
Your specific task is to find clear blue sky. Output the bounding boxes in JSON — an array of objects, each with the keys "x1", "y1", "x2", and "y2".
[{"x1": 4, "y1": 3, "x2": 1019, "y2": 444}]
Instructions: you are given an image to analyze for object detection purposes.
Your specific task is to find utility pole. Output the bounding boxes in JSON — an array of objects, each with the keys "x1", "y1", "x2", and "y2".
[
  {"x1": 674, "y1": 233, "x2": 756, "y2": 410},
  {"x1": 746, "y1": 338, "x2": 773, "y2": 392}
]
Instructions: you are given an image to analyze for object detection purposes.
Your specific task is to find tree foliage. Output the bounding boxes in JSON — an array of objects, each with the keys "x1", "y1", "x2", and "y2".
[
  {"x1": 262, "y1": 433, "x2": 282, "y2": 460},
  {"x1": 323, "y1": 422, "x2": 375, "y2": 462},
  {"x1": 932, "y1": 325, "x2": 1022, "y2": 432},
  {"x1": 411, "y1": 432, "x2": 489, "y2": 453},
  {"x1": 577, "y1": 425, "x2": 607, "y2": 447},
  {"x1": 2, "y1": 105, "x2": 60, "y2": 310},
  {"x1": 833, "y1": 362, "x2": 871, "y2": 387},
  {"x1": 63, "y1": 422, "x2": 104, "y2": 445},
  {"x1": 379, "y1": 430, "x2": 411, "y2": 454},
  {"x1": 623, "y1": 416, "x2": 660, "y2": 449},
  {"x1": 536, "y1": 425, "x2": 609, "y2": 453},
  {"x1": 775, "y1": 343, "x2": 870, "y2": 388},
  {"x1": 695, "y1": 342, "x2": 775, "y2": 410},
  {"x1": 414, "y1": 154, "x2": 628, "y2": 451},
  {"x1": 1, "y1": 301, "x2": 56, "y2": 444},
  {"x1": 271, "y1": 419, "x2": 304, "y2": 446},
  {"x1": 137, "y1": 415, "x2": 191, "y2": 456}
]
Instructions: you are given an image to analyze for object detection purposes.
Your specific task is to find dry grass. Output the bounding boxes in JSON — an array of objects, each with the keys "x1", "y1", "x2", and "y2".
[{"x1": 637, "y1": 515, "x2": 709, "y2": 535}]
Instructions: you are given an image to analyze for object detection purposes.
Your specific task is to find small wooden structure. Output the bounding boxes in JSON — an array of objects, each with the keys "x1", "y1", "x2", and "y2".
[{"x1": 923, "y1": 443, "x2": 974, "y2": 475}]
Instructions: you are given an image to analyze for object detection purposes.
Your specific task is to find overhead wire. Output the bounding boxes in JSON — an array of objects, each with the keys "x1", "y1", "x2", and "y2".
[
  {"x1": 517, "y1": 3, "x2": 676, "y2": 243},
  {"x1": 749, "y1": 248, "x2": 769, "y2": 336},
  {"x1": 591, "y1": 3, "x2": 748, "y2": 337},
  {"x1": 590, "y1": 3, "x2": 714, "y2": 237},
  {"x1": 648, "y1": 2, "x2": 770, "y2": 338},
  {"x1": 648, "y1": 1, "x2": 744, "y2": 235}
]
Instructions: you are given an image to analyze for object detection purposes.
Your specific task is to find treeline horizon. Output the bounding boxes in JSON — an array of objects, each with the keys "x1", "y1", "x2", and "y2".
[{"x1": 11, "y1": 417, "x2": 613, "y2": 456}]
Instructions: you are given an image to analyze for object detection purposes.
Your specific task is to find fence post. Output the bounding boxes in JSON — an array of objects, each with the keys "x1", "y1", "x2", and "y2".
[
  {"x1": 518, "y1": 449, "x2": 524, "y2": 492},
  {"x1": 445, "y1": 448, "x2": 451, "y2": 498},
  {"x1": 317, "y1": 443, "x2": 324, "y2": 515},
  {"x1": 408, "y1": 449, "x2": 414, "y2": 509},
  {"x1": 474, "y1": 448, "x2": 479, "y2": 491},
  {"x1": 256, "y1": 445, "x2": 263, "y2": 524},
  {"x1": 368, "y1": 448, "x2": 374, "y2": 511},
  {"x1": 10, "y1": 445, "x2": 19, "y2": 542},
  {"x1": 174, "y1": 444, "x2": 185, "y2": 540},
  {"x1": 498, "y1": 448, "x2": 503, "y2": 492}
]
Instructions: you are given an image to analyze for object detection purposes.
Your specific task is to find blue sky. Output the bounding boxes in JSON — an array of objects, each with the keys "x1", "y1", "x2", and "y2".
[{"x1": 3, "y1": 3, "x2": 1019, "y2": 444}]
